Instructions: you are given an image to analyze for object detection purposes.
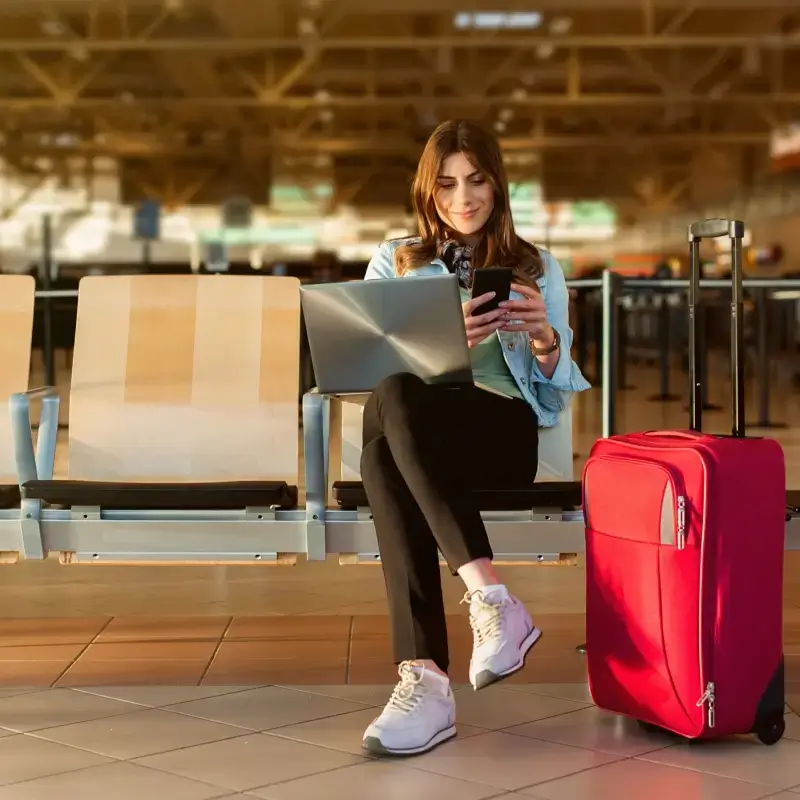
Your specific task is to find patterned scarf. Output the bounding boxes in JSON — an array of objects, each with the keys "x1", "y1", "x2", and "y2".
[{"x1": 438, "y1": 239, "x2": 474, "y2": 290}]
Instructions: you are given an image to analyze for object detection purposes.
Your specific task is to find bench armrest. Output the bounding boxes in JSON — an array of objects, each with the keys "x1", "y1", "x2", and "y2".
[
  {"x1": 9, "y1": 387, "x2": 60, "y2": 487},
  {"x1": 302, "y1": 389, "x2": 332, "y2": 522}
]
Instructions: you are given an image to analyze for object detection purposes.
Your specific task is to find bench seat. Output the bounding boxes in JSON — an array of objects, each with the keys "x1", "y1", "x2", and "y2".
[
  {"x1": 332, "y1": 480, "x2": 582, "y2": 511},
  {"x1": 22, "y1": 480, "x2": 298, "y2": 511}
]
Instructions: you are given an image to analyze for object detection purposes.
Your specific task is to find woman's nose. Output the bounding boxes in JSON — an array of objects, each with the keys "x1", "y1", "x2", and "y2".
[{"x1": 453, "y1": 183, "x2": 472, "y2": 206}]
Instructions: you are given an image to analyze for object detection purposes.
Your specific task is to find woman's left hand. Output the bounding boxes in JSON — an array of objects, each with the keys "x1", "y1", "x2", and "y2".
[{"x1": 499, "y1": 283, "x2": 553, "y2": 342}]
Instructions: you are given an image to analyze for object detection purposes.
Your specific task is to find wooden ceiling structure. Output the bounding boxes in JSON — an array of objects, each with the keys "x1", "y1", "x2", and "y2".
[{"x1": 0, "y1": 0, "x2": 798, "y2": 215}]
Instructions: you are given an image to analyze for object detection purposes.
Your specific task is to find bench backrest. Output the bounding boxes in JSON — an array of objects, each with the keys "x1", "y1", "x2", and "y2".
[
  {"x1": 0, "y1": 275, "x2": 36, "y2": 483},
  {"x1": 68, "y1": 274, "x2": 300, "y2": 483},
  {"x1": 333, "y1": 399, "x2": 574, "y2": 493}
]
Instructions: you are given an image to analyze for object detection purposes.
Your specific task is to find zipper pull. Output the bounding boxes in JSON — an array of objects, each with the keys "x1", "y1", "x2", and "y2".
[
  {"x1": 696, "y1": 682, "x2": 716, "y2": 728},
  {"x1": 677, "y1": 496, "x2": 686, "y2": 550}
]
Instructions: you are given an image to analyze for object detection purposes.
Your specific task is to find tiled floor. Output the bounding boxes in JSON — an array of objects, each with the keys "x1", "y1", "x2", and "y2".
[
  {"x1": 2, "y1": 360, "x2": 799, "y2": 797},
  {"x1": 0, "y1": 682, "x2": 797, "y2": 798}
]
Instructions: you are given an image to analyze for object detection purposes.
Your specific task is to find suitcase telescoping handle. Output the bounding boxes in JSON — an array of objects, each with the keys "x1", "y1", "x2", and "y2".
[{"x1": 687, "y1": 218, "x2": 746, "y2": 438}]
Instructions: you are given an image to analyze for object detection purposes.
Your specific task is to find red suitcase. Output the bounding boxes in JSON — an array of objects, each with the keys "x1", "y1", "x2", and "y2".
[{"x1": 583, "y1": 218, "x2": 786, "y2": 745}]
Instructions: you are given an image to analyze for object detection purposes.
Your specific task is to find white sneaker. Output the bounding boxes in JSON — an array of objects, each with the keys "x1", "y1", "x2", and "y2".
[
  {"x1": 362, "y1": 662, "x2": 457, "y2": 756},
  {"x1": 464, "y1": 585, "x2": 542, "y2": 690}
]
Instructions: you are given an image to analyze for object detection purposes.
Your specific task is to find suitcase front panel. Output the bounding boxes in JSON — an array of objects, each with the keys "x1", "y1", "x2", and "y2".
[{"x1": 584, "y1": 452, "x2": 706, "y2": 737}]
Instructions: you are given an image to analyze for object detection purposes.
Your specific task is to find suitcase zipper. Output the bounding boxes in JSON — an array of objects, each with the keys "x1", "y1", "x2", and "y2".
[
  {"x1": 677, "y1": 495, "x2": 686, "y2": 550},
  {"x1": 696, "y1": 681, "x2": 716, "y2": 728}
]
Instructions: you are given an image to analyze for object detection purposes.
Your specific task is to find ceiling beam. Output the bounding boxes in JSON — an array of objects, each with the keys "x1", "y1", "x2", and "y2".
[
  {"x1": 0, "y1": 131, "x2": 771, "y2": 160},
  {"x1": 0, "y1": 92, "x2": 797, "y2": 110},
  {"x1": 0, "y1": 33, "x2": 798, "y2": 52}
]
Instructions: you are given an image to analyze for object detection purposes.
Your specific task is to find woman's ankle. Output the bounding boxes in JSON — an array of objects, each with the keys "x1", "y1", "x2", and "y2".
[
  {"x1": 411, "y1": 659, "x2": 449, "y2": 680},
  {"x1": 457, "y1": 557, "x2": 502, "y2": 594}
]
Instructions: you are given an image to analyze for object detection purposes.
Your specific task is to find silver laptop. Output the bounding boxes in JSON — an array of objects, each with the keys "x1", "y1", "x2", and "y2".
[{"x1": 300, "y1": 274, "x2": 474, "y2": 395}]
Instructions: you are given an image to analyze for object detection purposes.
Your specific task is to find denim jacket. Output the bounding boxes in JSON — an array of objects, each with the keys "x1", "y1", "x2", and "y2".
[{"x1": 364, "y1": 237, "x2": 591, "y2": 428}]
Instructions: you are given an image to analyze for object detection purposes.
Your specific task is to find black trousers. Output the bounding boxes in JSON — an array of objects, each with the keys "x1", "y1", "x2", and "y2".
[{"x1": 360, "y1": 373, "x2": 540, "y2": 673}]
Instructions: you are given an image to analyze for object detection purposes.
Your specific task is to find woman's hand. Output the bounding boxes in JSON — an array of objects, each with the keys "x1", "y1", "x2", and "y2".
[
  {"x1": 462, "y1": 292, "x2": 506, "y2": 348},
  {"x1": 499, "y1": 282, "x2": 553, "y2": 345}
]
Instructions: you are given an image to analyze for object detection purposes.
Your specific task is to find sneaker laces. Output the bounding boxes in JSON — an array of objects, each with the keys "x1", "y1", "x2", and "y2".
[
  {"x1": 386, "y1": 661, "x2": 426, "y2": 715},
  {"x1": 462, "y1": 589, "x2": 506, "y2": 647}
]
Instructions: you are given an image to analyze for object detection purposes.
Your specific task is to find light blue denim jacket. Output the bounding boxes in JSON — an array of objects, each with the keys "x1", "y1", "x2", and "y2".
[{"x1": 364, "y1": 237, "x2": 591, "y2": 428}]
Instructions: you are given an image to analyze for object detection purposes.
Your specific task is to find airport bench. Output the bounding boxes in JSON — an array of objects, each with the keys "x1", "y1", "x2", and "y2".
[{"x1": 7, "y1": 274, "x2": 306, "y2": 565}]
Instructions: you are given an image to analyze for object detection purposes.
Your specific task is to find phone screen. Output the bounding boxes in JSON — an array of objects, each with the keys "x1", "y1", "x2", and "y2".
[{"x1": 471, "y1": 267, "x2": 512, "y2": 316}]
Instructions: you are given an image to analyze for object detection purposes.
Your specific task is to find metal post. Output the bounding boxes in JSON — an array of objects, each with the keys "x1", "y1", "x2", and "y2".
[
  {"x1": 746, "y1": 287, "x2": 786, "y2": 429},
  {"x1": 601, "y1": 269, "x2": 620, "y2": 439},
  {"x1": 648, "y1": 296, "x2": 679, "y2": 402},
  {"x1": 40, "y1": 214, "x2": 55, "y2": 388}
]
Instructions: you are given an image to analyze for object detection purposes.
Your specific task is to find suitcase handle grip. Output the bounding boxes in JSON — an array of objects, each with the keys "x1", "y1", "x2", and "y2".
[
  {"x1": 688, "y1": 218, "x2": 745, "y2": 241},
  {"x1": 642, "y1": 430, "x2": 702, "y2": 440}
]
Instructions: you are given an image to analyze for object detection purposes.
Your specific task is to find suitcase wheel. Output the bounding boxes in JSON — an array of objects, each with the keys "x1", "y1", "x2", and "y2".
[{"x1": 755, "y1": 714, "x2": 785, "y2": 746}]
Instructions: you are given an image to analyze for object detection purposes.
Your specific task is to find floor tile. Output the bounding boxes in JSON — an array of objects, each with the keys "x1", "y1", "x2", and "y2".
[
  {"x1": 78, "y1": 641, "x2": 218, "y2": 661},
  {"x1": 529, "y1": 758, "x2": 777, "y2": 800},
  {"x1": 0, "y1": 687, "x2": 140, "y2": 732},
  {"x1": 640, "y1": 738, "x2": 800, "y2": 790},
  {"x1": 168, "y1": 686, "x2": 368, "y2": 731},
  {"x1": 0, "y1": 618, "x2": 109, "y2": 647},
  {"x1": 95, "y1": 616, "x2": 231, "y2": 643},
  {"x1": 0, "y1": 734, "x2": 111, "y2": 786},
  {"x1": 408, "y1": 730, "x2": 621, "y2": 792},
  {"x1": 270, "y1": 705, "x2": 486, "y2": 757},
  {"x1": 135, "y1": 733, "x2": 363, "y2": 793},
  {"x1": 0, "y1": 761, "x2": 231, "y2": 799},
  {"x1": 0, "y1": 644, "x2": 85, "y2": 663},
  {"x1": 225, "y1": 616, "x2": 352, "y2": 641},
  {"x1": 277, "y1": 684, "x2": 393, "y2": 707},
  {"x1": 202, "y1": 658, "x2": 347, "y2": 685},
  {"x1": 58, "y1": 658, "x2": 211, "y2": 686},
  {"x1": 0, "y1": 661, "x2": 72, "y2": 687},
  {"x1": 506, "y1": 683, "x2": 594, "y2": 704},
  {"x1": 784, "y1": 712, "x2": 800, "y2": 741},
  {"x1": 451, "y1": 685, "x2": 590, "y2": 730},
  {"x1": 246, "y1": 760, "x2": 502, "y2": 800},
  {"x1": 71, "y1": 685, "x2": 254, "y2": 707},
  {"x1": 506, "y1": 705, "x2": 678, "y2": 757},
  {"x1": 32, "y1": 707, "x2": 246, "y2": 760}
]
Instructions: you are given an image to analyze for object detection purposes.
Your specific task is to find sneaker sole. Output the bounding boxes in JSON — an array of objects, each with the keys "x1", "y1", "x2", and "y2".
[
  {"x1": 471, "y1": 626, "x2": 543, "y2": 690},
  {"x1": 362, "y1": 724, "x2": 457, "y2": 757}
]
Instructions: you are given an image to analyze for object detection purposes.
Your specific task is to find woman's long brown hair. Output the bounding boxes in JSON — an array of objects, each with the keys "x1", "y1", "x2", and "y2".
[{"x1": 394, "y1": 118, "x2": 543, "y2": 288}]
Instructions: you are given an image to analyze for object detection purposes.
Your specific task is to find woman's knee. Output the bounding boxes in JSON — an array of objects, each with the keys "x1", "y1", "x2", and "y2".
[{"x1": 373, "y1": 372, "x2": 426, "y2": 407}]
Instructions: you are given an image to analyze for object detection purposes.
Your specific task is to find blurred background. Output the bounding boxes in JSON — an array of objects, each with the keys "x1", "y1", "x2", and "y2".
[{"x1": 0, "y1": 0, "x2": 797, "y2": 282}]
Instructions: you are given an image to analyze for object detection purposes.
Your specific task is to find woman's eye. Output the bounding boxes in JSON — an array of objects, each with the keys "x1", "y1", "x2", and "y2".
[
  {"x1": 470, "y1": 177, "x2": 485, "y2": 185},
  {"x1": 438, "y1": 183, "x2": 455, "y2": 191}
]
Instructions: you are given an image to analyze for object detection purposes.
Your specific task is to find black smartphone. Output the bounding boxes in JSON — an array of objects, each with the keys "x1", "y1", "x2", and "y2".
[{"x1": 470, "y1": 267, "x2": 512, "y2": 316}]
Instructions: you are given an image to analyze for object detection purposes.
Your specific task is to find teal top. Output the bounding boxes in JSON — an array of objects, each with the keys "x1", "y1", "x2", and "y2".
[{"x1": 459, "y1": 288, "x2": 524, "y2": 400}]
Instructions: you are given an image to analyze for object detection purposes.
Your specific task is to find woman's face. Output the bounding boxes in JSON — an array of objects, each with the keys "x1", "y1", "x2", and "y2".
[{"x1": 434, "y1": 151, "x2": 495, "y2": 242}]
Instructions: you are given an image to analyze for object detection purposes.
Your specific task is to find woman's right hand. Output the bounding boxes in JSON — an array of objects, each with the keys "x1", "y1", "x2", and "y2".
[{"x1": 462, "y1": 292, "x2": 506, "y2": 348}]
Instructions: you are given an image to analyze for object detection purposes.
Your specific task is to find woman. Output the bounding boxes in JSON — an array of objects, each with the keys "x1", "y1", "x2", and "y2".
[{"x1": 360, "y1": 119, "x2": 589, "y2": 757}]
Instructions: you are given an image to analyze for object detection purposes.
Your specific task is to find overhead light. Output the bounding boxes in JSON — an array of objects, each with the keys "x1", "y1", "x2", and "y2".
[
  {"x1": 494, "y1": 120, "x2": 507, "y2": 133},
  {"x1": 498, "y1": 108, "x2": 514, "y2": 122},
  {"x1": 314, "y1": 88, "x2": 331, "y2": 103},
  {"x1": 298, "y1": 17, "x2": 317, "y2": 37},
  {"x1": 319, "y1": 108, "x2": 334, "y2": 123},
  {"x1": 511, "y1": 87, "x2": 528, "y2": 101},
  {"x1": 536, "y1": 43, "x2": 555, "y2": 59},
  {"x1": 549, "y1": 16, "x2": 573, "y2": 34},
  {"x1": 40, "y1": 18, "x2": 67, "y2": 37},
  {"x1": 454, "y1": 11, "x2": 543, "y2": 30},
  {"x1": 68, "y1": 43, "x2": 89, "y2": 62}
]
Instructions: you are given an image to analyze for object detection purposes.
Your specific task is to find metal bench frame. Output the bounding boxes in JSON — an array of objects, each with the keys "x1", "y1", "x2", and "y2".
[{"x1": 4, "y1": 387, "x2": 800, "y2": 565}]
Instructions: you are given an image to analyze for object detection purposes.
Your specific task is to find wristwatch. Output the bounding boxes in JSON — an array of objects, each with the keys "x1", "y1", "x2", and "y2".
[{"x1": 529, "y1": 326, "x2": 560, "y2": 357}]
